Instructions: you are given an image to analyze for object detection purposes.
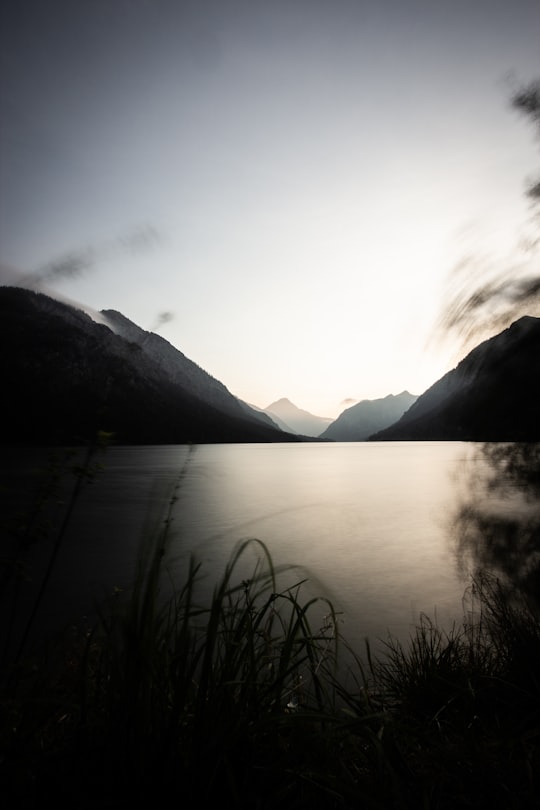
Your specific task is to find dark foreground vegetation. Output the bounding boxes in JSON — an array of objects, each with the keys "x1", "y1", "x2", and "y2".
[{"x1": 1, "y1": 445, "x2": 539, "y2": 809}]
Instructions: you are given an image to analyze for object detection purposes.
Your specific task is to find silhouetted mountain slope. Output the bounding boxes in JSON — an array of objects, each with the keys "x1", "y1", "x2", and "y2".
[
  {"x1": 262, "y1": 398, "x2": 333, "y2": 437},
  {"x1": 371, "y1": 316, "x2": 540, "y2": 441},
  {"x1": 101, "y1": 309, "x2": 277, "y2": 429},
  {"x1": 320, "y1": 392, "x2": 418, "y2": 441},
  {"x1": 247, "y1": 403, "x2": 290, "y2": 432},
  {"x1": 1, "y1": 287, "x2": 296, "y2": 445}
]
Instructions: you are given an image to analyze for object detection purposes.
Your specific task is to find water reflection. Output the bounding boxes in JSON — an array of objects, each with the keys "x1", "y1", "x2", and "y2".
[
  {"x1": 452, "y1": 442, "x2": 540, "y2": 608},
  {"x1": 2, "y1": 443, "x2": 471, "y2": 657}
]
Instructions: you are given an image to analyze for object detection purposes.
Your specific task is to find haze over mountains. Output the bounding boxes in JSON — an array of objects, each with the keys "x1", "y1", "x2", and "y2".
[{"x1": 2, "y1": 286, "x2": 539, "y2": 445}]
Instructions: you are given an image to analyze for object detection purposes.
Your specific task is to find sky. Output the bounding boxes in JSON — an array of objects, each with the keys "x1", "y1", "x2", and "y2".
[{"x1": 1, "y1": 0, "x2": 539, "y2": 418}]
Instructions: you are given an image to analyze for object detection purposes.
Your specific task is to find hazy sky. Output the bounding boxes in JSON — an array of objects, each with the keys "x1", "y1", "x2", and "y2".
[{"x1": 1, "y1": 0, "x2": 539, "y2": 417}]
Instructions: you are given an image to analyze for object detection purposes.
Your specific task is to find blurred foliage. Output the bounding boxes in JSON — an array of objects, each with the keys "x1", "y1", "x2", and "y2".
[
  {"x1": 453, "y1": 442, "x2": 540, "y2": 610},
  {"x1": 437, "y1": 78, "x2": 540, "y2": 351}
]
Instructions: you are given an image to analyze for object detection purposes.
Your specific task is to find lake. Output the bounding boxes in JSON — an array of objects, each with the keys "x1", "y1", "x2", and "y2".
[{"x1": 2, "y1": 440, "x2": 501, "y2": 658}]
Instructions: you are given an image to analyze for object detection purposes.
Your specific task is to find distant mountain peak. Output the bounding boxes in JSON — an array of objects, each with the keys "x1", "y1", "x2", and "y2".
[
  {"x1": 262, "y1": 398, "x2": 333, "y2": 437},
  {"x1": 266, "y1": 397, "x2": 295, "y2": 409},
  {"x1": 320, "y1": 391, "x2": 418, "y2": 441}
]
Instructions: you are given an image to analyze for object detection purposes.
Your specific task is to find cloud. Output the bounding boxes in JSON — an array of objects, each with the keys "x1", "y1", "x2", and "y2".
[
  {"x1": 150, "y1": 311, "x2": 175, "y2": 332},
  {"x1": 340, "y1": 398, "x2": 357, "y2": 408},
  {"x1": 116, "y1": 224, "x2": 161, "y2": 254},
  {"x1": 30, "y1": 223, "x2": 162, "y2": 286},
  {"x1": 0, "y1": 263, "x2": 26, "y2": 287},
  {"x1": 38, "y1": 247, "x2": 96, "y2": 283}
]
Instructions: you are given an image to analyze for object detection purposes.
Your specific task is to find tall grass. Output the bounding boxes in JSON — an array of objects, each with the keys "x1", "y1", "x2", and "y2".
[
  {"x1": 362, "y1": 575, "x2": 540, "y2": 809},
  {"x1": 89, "y1": 534, "x2": 343, "y2": 805},
  {"x1": 1, "y1": 446, "x2": 539, "y2": 808},
  {"x1": 1, "y1": 438, "x2": 108, "y2": 671}
]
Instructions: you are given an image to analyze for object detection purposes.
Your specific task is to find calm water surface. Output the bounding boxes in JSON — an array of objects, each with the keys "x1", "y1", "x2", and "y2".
[{"x1": 2, "y1": 442, "x2": 484, "y2": 652}]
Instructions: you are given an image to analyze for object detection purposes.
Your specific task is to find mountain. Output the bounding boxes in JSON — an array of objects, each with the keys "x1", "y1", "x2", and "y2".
[
  {"x1": 319, "y1": 392, "x2": 418, "y2": 441},
  {"x1": 101, "y1": 309, "x2": 279, "y2": 430},
  {"x1": 263, "y1": 398, "x2": 333, "y2": 437},
  {"x1": 0, "y1": 287, "x2": 297, "y2": 445},
  {"x1": 371, "y1": 316, "x2": 540, "y2": 441}
]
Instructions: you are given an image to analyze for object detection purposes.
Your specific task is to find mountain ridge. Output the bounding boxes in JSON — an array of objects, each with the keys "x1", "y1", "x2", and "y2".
[
  {"x1": 100, "y1": 308, "x2": 277, "y2": 429},
  {"x1": 0, "y1": 286, "x2": 298, "y2": 445},
  {"x1": 370, "y1": 315, "x2": 540, "y2": 441},
  {"x1": 319, "y1": 391, "x2": 418, "y2": 441},
  {"x1": 262, "y1": 398, "x2": 333, "y2": 437},
  {"x1": 3, "y1": 286, "x2": 537, "y2": 445}
]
